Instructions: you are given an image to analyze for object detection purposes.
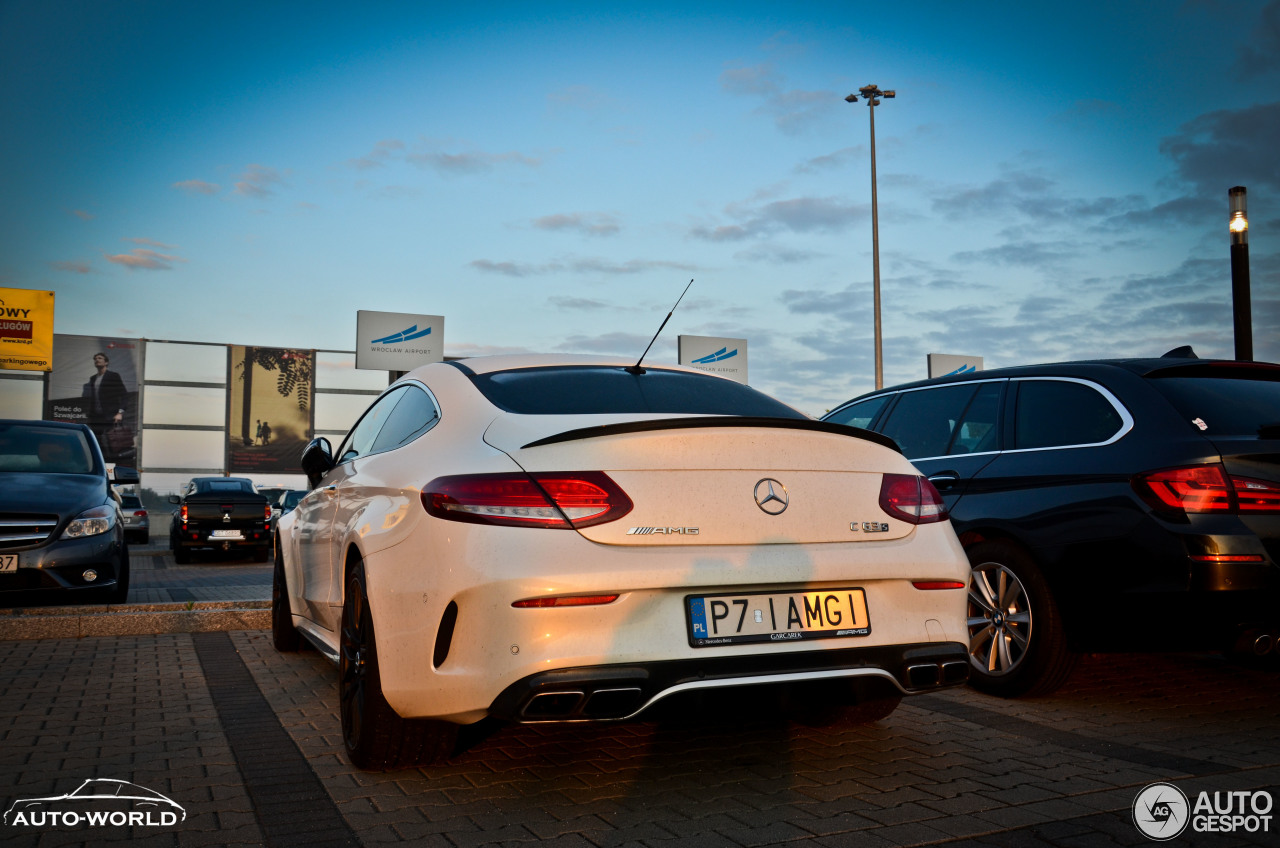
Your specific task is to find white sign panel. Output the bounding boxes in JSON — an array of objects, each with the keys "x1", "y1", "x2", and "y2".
[
  {"x1": 678, "y1": 335, "x2": 748, "y2": 384},
  {"x1": 355, "y1": 311, "x2": 444, "y2": 371},
  {"x1": 928, "y1": 353, "x2": 983, "y2": 379}
]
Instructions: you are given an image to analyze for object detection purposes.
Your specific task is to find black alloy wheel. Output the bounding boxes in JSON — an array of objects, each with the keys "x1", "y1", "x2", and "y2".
[
  {"x1": 271, "y1": 538, "x2": 302, "y2": 653},
  {"x1": 339, "y1": 559, "x2": 457, "y2": 769}
]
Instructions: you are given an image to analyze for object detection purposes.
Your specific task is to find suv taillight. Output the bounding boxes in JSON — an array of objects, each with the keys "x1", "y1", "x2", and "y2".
[
  {"x1": 878, "y1": 473, "x2": 949, "y2": 525},
  {"x1": 180, "y1": 504, "x2": 188, "y2": 524},
  {"x1": 1134, "y1": 464, "x2": 1280, "y2": 515},
  {"x1": 422, "y1": 472, "x2": 633, "y2": 529}
]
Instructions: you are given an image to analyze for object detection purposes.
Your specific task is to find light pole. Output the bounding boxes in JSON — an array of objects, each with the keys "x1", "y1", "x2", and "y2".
[
  {"x1": 846, "y1": 84, "x2": 895, "y2": 389},
  {"x1": 1229, "y1": 186, "x2": 1252, "y2": 361}
]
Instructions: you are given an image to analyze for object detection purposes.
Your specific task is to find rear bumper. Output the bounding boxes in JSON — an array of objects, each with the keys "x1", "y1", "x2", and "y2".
[
  {"x1": 488, "y1": 641, "x2": 969, "y2": 723},
  {"x1": 170, "y1": 524, "x2": 270, "y2": 548}
]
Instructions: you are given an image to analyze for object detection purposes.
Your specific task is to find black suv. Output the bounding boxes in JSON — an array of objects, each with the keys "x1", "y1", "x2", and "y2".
[
  {"x1": 822, "y1": 353, "x2": 1280, "y2": 697},
  {"x1": 0, "y1": 419, "x2": 138, "y2": 605}
]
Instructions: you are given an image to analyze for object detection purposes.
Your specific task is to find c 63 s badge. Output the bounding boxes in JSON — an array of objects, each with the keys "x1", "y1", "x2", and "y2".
[
  {"x1": 627, "y1": 527, "x2": 700, "y2": 535},
  {"x1": 851, "y1": 522, "x2": 890, "y2": 533}
]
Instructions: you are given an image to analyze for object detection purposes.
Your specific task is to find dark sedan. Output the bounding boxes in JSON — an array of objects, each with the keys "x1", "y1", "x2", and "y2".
[
  {"x1": 822, "y1": 352, "x2": 1280, "y2": 696},
  {"x1": 0, "y1": 419, "x2": 136, "y2": 605}
]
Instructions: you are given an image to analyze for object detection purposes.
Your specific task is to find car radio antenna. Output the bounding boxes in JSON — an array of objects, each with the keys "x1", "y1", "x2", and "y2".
[{"x1": 627, "y1": 279, "x2": 693, "y2": 375}]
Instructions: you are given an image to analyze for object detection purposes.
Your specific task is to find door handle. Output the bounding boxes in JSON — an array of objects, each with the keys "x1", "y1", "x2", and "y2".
[{"x1": 927, "y1": 472, "x2": 960, "y2": 490}]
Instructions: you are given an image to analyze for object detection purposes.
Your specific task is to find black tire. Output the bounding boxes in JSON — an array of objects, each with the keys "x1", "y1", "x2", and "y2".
[
  {"x1": 173, "y1": 544, "x2": 192, "y2": 565},
  {"x1": 253, "y1": 546, "x2": 270, "y2": 563},
  {"x1": 271, "y1": 539, "x2": 302, "y2": 653},
  {"x1": 105, "y1": 546, "x2": 130, "y2": 604},
  {"x1": 965, "y1": 540, "x2": 1077, "y2": 698},
  {"x1": 340, "y1": 560, "x2": 458, "y2": 769}
]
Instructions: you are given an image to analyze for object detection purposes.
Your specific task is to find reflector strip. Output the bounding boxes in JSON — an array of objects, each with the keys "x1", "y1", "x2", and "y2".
[
  {"x1": 512, "y1": 594, "x2": 620, "y2": 608},
  {"x1": 1189, "y1": 554, "x2": 1266, "y2": 563},
  {"x1": 911, "y1": 581, "x2": 967, "y2": 590}
]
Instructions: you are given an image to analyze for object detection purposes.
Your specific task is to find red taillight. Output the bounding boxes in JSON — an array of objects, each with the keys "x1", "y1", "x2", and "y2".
[
  {"x1": 265, "y1": 504, "x2": 273, "y2": 522},
  {"x1": 180, "y1": 504, "x2": 188, "y2": 524},
  {"x1": 1134, "y1": 465, "x2": 1280, "y2": 515},
  {"x1": 421, "y1": 472, "x2": 633, "y2": 529},
  {"x1": 133, "y1": 510, "x2": 147, "y2": 517},
  {"x1": 912, "y1": 581, "x2": 966, "y2": 590},
  {"x1": 512, "y1": 594, "x2": 620, "y2": 608},
  {"x1": 878, "y1": 473, "x2": 949, "y2": 525}
]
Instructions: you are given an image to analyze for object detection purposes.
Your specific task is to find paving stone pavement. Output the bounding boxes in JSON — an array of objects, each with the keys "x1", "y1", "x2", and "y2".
[{"x1": 1, "y1": 546, "x2": 1278, "y2": 846}]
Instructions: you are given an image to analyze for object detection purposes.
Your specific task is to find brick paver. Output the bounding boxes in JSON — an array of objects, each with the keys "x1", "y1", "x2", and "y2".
[{"x1": 2, "y1": 549, "x2": 1278, "y2": 847}]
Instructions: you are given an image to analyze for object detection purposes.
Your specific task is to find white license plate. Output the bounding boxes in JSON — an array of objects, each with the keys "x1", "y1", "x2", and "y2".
[
  {"x1": 0, "y1": 553, "x2": 17, "y2": 573},
  {"x1": 210, "y1": 530, "x2": 244, "y2": 539},
  {"x1": 687, "y1": 588, "x2": 870, "y2": 647}
]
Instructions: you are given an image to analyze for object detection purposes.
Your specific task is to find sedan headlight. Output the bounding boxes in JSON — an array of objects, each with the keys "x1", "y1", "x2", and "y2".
[{"x1": 61, "y1": 505, "x2": 117, "y2": 539}]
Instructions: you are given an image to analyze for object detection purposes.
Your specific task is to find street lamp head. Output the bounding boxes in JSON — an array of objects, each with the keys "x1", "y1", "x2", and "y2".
[
  {"x1": 883, "y1": 90, "x2": 896, "y2": 98},
  {"x1": 1229, "y1": 186, "x2": 1249, "y2": 245},
  {"x1": 845, "y1": 93, "x2": 858, "y2": 103}
]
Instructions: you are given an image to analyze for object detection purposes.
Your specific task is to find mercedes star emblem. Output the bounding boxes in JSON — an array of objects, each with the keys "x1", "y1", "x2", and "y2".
[{"x1": 754, "y1": 478, "x2": 789, "y2": 515}]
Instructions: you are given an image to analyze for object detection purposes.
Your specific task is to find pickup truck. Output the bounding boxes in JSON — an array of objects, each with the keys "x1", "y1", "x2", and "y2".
[{"x1": 168, "y1": 477, "x2": 271, "y2": 563}]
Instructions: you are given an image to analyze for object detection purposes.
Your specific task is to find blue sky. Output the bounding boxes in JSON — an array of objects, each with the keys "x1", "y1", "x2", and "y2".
[{"x1": 2, "y1": 0, "x2": 1277, "y2": 414}]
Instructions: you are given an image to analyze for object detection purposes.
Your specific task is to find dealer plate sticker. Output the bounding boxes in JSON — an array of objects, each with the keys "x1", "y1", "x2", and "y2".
[
  {"x1": 687, "y1": 588, "x2": 870, "y2": 647},
  {"x1": 0, "y1": 553, "x2": 17, "y2": 573}
]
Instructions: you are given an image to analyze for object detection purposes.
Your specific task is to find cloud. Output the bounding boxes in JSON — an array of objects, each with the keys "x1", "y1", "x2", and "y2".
[
  {"x1": 104, "y1": 248, "x2": 186, "y2": 270},
  {"x1": 347, "y1": 139, "x2": 405, "y2": 170},
  {"x1": 126, "y1": 237, "x2": 176, "y2": 249},
  {"x1": 172, "y1": 179, "x2": 220, "y2": 195},
  {"x1": 1159, "y1": 100, "x2": 1280, "y2": 193},
  {"x1": 719, "y1": 62, "x2": 781, "y2": 96},
  {"x1": 553, "y1": 331, "x2": 652, "y2": 356},
  {"x1": 50, "y1": 260, "x2": 91, "y2": 273},
  {"x1": 234, "y1": 164, "x2": 284, "y2": 197},
  {"x1": 547, "y1": 85, "x2": 613, "y2": 114},
  {"x1": 1235, "y1": 0, "x2": 1280, "y2": 78},
  {"x1": 406, "y1": 150, "x2": 540, "y2": 173},
  {"x1": 689, "y1": 196, "x2": 867, "y2": 241},
  {"x1": 548, "y1": 296, "x2": 615, "y2": 311},
  {"x1": 70, "y1": 209, "x2": 94, "y2": 220},
  {"x1": 532, "y1": 212, "x2": 620, "y2": 237},
  {"x1": 470, "y1": 256, "x2": 697, "y2": 277},
  {"x1": 794, "y1": 146, "x2": 864, "y2": 174}
]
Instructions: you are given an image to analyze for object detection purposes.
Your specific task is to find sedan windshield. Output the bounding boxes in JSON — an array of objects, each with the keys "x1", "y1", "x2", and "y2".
[
  {"x1": 468, "y1": 366, "x2": 805, "y2": 418},
  {"x1": 0, "y1": 424, "x2": 95, "y2": 474}
]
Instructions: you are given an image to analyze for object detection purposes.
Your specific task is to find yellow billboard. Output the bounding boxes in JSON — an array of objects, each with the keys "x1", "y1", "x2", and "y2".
[{"x1": 0, "y1": 287, "x2": 55, "y2": 372}]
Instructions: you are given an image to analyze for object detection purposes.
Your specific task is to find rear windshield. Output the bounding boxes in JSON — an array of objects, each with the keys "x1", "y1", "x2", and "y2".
[
  {"x1": 1149, "y1": 376, "x2": 1280, "y2": 437},
  {"x1": 469, "y1": 366, "x2": 805, "y2": 418},
  {"x1": 196, "y1": 479, "x2": 256, "y2": 494}
]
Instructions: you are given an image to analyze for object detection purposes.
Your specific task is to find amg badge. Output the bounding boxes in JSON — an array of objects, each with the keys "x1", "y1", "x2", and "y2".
[{"x1": 627, "y1": 527, "x2": 700, "y2": 535}]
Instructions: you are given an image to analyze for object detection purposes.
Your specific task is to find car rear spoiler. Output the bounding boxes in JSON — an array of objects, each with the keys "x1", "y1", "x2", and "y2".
[{"x1": 520, "y1": 415, "x2": 902, "y2": 452}]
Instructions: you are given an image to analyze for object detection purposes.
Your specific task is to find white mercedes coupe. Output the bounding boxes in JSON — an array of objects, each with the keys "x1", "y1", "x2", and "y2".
[{"x1": 273, "y1": 355, "x2": 970, "y2": 768}]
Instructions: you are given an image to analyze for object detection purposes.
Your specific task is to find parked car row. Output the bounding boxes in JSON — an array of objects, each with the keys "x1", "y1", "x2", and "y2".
[{"x1": 821, "y1": 350, "x2": 1280, "y2": 697}]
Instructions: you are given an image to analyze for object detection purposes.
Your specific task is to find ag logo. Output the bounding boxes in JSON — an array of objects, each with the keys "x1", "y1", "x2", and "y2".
[{"x1": 1132, "y1": 782, "x2": 1189, "y2": 840}]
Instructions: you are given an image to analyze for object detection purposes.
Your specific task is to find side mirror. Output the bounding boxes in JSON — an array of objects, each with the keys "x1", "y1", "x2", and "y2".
[
  {"x1": 168, "y1": 494, "x2": 181, "y2": 505},
  {"x1": 112, "y1": 466, "x2": 139, "y2": 485},
  {"x1": 300, "y1": 437, "x2": 335, "y2": 489}
]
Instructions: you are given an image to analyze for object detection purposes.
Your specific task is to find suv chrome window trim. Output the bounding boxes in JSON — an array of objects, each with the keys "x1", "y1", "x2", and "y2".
[
  {"x1": 1003, "y1": 377, "x2": 1133, "y2": 454},
  {"x1": 872, "y1": 376, "x2": 1132, "y2": 462}
]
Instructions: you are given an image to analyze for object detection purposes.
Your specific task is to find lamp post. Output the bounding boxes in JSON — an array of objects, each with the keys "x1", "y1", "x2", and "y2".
[
  {"x1": 1229, "y1": 186, "x2": 1252, "y2": 361},
  {"x1": 846, "y1": 84, "x2": 895, "y2": 389}
]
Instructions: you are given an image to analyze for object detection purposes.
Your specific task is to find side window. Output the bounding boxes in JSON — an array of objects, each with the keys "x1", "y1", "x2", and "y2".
[
  {"x1": 1014, "y1": 380, "x2": 1123, "y2": 450},
  {"x1": 950, "y1": 382, "x2": 1002, "y2": 454},
  {"x1": 370, "y1": 385, "x2": 441, "y2": 453},
  {"x1": 337, "y1": 387, "x2": 408, "y2": 464},
  {"x1": 825, "y1": 395, "x2": 889, "y2": 429},
  {"x1": 879, "y1": 384, "x2": 979, "y2": 459}
]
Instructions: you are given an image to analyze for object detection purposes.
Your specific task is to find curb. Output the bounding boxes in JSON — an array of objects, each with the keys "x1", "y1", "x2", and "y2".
[{"x1": 0, "y1": 601, "x2": 270, "y2": 640}]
